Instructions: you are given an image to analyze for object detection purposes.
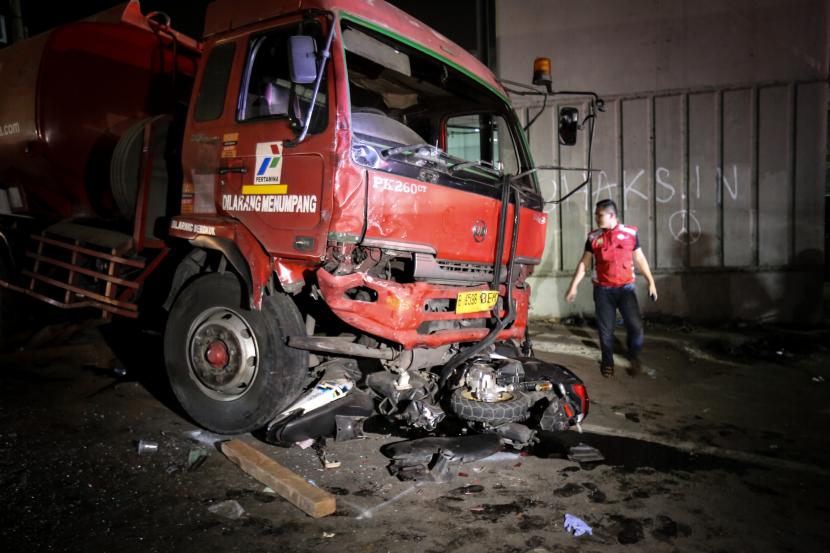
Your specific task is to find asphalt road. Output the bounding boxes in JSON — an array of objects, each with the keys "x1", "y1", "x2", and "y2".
[{"x1": 1, "y1": 318, "x2": 828, "y2": 552}]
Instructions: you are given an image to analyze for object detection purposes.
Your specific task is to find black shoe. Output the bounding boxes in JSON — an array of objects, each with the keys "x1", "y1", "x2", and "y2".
[{"x1": 601, "y1": 364, "x2": 614, "y2": 378}]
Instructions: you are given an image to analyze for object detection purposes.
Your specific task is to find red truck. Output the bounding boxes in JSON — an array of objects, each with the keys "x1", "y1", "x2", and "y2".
[{"x1": 0, "y1": 0, "x2": 590, "y2": 450}]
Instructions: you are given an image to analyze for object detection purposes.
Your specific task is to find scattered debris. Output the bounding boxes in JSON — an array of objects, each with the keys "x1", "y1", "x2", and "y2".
[
  {"x1": 448, "y1": 484, "x2": 484, "y2": 495},
  {"x1": 296, "y1": 438, "x2": 315, "y2": 449},
  {"x1": 567, "y1": 443, "x2": 604, "y2": 464},
  {"x1": 312, "y1": 438, "x2": 341, "y2": 469},
  {"x1": 563, "y1": 513, "x2": 592, "y2": 536},
  {"x1": 183, "y1": 429, "x2": 225, "y2": 447},
  {"x1": 136, "y1": 440, "x2": 158, "y2": 455},
  {"x1": 322, "y1": 532, "x2": 335, "y2": 538},
  {"x1": 113, "y1": 366, "x2": 127, "y2": 377},
  {"x1": 382, "y1": 434, "x2": 502, "y2": 482},
  {"x1": 221, "y1": 439, "x2": 336, "y2": 518},
  {"x1": 813, "y1": 376, "x2": 825, "y2": 383},
  {"x1": 207, "y1": 499, "x2": 246, "y2": 520},
  {"x1": 186, "y1": 448, "x2": 209, "y2": 472}
]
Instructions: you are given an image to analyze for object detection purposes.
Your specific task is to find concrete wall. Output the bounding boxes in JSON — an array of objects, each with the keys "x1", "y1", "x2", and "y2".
[{"x1": 496, "y1": 0, "x2": 829, "y2": 323}]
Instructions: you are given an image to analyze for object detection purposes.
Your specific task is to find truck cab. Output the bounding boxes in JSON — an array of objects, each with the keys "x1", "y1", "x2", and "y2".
[{"x1": 172, "y1": 0, "x2": 547, "y2": 350}]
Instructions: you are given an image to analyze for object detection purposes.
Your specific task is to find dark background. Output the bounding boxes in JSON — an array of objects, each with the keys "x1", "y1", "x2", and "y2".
[{"x1": 9, "y1": 0, "x2": 496, "y2": 67}]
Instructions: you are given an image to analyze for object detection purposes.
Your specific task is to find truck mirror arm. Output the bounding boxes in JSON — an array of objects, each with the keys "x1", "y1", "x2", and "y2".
[{"x1": 287, "y1": 13, "x2": 336, "y2": 147}]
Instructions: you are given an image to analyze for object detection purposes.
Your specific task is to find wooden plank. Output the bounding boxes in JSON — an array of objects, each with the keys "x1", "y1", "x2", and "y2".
[{"x1": 221, "y1": 439, "x2": 336, "y2": 518}]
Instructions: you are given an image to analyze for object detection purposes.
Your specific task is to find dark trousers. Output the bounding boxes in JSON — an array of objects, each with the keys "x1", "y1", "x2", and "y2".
[{"x1": 593, "y1": 283, "x2": 644, "y2": 367}]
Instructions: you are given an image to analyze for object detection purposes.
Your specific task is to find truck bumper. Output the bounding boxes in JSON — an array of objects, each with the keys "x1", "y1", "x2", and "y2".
[{"x1": 316, "y1": 269, "x2": 529, "y2": 349}]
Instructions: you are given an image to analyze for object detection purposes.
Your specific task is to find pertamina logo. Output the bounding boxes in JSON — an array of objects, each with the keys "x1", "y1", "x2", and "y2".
[
  {"x1": 225, "y1": 140, "x2": 318, "y2": 214},
  {"x1": 243, "y1": 141, "x2": 286, "y2": 195}
]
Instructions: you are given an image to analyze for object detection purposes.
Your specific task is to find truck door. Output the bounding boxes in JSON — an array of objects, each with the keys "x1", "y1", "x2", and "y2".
[{"x1": 188, "y1": 18, "x2": 334, "y2": 261}]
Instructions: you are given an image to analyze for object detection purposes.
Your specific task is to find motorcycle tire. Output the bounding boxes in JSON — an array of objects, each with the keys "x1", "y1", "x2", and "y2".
[{"x1": 450, "y1": 388, "x2": 530, "y2": 425}]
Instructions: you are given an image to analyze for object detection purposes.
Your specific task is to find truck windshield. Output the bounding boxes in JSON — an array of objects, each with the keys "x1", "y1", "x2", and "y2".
[{"x1": 342, "y1": 22, "x2": 540, "y2": 207}]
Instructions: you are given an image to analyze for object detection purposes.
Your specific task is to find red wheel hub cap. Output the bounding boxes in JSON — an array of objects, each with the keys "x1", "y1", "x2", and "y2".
[{"x1": 205, "y1": 340, "x2": 229, "y2": 368}]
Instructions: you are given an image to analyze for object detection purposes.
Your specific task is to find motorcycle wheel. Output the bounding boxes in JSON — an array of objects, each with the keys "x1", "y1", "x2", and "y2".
[{"x1": 450, "y1": 388, "x2": 530, "y2": 425}]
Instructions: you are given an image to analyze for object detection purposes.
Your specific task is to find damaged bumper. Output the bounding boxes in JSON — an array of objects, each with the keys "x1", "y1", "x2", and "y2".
[{"x1": 317, "y1": 269, "x2": 530, "y2": 349}]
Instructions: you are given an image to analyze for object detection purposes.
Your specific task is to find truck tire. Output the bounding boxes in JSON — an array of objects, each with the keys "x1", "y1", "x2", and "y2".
[
  {"x1": 164, "y1": 272, "x2": 308, "y2": 434},
  {"x1": 449, "y1": 388, "x2": 530, "y2": 425}
]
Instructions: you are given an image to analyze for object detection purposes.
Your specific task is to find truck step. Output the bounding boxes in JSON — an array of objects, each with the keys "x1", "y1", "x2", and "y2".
[{"x1": 44, "y1": 221, "x2": 135, "y2": 252}]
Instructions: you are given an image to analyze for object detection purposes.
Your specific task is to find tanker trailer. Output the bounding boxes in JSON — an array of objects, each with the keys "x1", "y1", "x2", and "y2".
[{"x1": 0, "y1": 1, "x2": 200, "y2": 323}]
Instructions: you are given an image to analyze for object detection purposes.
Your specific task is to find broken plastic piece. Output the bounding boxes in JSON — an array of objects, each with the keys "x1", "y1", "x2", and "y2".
[
  {"x1": 382, "y1": 434, "x2": 502, "y2": 482},
  {"x1": 208, "y1": 500, "x2": 246, "y2": 520},
  {"x1": 334, "y1": 414, "x2": 366, "y2": 441},
  {"x1": 187, "y1": 448, "x2": 208, "y2": 472},
  {"x1": 183, "y1": 429, "x2": 225, "y2": 447},
  {"x1": 136, "y1": 440, "x2": 158, "y2": 455},
  {"x1": 567, "y1": 443, "x2": 604, "y2": 464},
  {"x1": 563, "y1": 513, "x2": 592, "y2": 536},
  {"x1": 400, "y1": 399, "x2": 445, "y2": 431}
]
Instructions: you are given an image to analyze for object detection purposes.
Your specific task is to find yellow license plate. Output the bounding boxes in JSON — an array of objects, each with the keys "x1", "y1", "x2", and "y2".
[{"x1": 455, "y1": 290, "x2": 499, "y2": 314}]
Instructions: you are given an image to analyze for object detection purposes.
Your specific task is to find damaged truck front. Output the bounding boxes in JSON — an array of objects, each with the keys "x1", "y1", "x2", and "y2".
[{"x1": 0, "y1": 0, "x2": 590, "y2": 452}]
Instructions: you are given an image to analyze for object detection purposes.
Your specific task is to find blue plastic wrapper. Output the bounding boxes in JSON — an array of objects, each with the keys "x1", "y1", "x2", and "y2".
[{"x1": 564, "y1": 513, "x2": 593, "y2": 536}]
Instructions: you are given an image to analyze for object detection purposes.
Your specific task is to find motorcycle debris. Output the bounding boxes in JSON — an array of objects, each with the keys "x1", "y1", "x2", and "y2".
[
  {"x1": 186, "y1": 448, "x2": 209, "y2": 472},
  {"x1": 382, "y1": 434, "x2": 502, "y2": 482},
  {"x1": 567, "y1": 443, "x2": 604, "y2": 464},
  {"x1": 183, "y1": 429, "x2": 225, "y2": 447},
  {"x1": 207, "y1": 499, "x2": 245, "y2": 520},
  {"x1": 136, "y1": 439, "x2": 158, "y2": 455},
  {"x1": 449, "y1": 484, "x2": 484, "y2": 495}
]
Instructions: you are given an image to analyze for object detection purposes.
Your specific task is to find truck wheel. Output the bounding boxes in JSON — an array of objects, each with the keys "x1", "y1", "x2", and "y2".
[
  {"x1": 450, "y1": 388, "x2": 530, "y2": 425},
  {"x1": 164, "y1": 272, "x2": 308, "y2": 434}
]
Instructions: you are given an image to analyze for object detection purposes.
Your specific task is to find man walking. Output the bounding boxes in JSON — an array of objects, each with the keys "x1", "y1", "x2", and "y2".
[{"x1": 565, "y1": 199, "x2": 657, "y2": 377}]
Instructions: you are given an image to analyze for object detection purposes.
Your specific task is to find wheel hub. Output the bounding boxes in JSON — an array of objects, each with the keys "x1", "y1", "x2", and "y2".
[
  {"x1": 206, "y1": 340, "x2": 229, "y2": 368},
  {"x1": 188, "y1": 308, "x2": 258, "y2": 400}
]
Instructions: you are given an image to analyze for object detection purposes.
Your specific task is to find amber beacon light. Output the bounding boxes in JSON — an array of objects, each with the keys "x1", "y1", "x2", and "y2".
[{"x1": 532, "y1": 57, "x2": 552, "y2": 89}]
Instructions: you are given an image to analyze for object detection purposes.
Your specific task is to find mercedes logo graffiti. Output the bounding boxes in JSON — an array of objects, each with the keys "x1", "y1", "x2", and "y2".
[{"x1": 472, "y1": 220, "x2": 487, "y2": 243}]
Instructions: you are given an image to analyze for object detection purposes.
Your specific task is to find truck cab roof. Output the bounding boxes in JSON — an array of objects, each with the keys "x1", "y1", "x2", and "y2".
[{"x1": 203, "y1": 0, "x2": 506, "y2": 101}]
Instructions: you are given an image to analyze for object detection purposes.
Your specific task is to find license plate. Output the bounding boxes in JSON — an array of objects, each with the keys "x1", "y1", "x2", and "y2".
[{"x1": 455, "y1": 290, "x2": 499, "y2": 314}]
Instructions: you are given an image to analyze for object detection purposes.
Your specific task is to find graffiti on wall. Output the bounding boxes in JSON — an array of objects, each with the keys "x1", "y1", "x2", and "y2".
[{"x1": 545, "y1": 163, "x2": 743, "y2": 244}]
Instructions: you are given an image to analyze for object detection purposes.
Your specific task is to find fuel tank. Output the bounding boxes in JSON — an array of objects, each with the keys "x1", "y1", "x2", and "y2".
[{"x1": 0, "y1": 2, "x2": 200, "y2": 220}]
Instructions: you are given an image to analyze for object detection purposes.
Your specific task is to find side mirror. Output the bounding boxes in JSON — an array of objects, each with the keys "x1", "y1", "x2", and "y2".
[
  {"x1": 288, "y1": 35, "x2": 317, "y2": 84},
  {"x1": 559, "y1": 107, "x2": 579, "y2": 146}
]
